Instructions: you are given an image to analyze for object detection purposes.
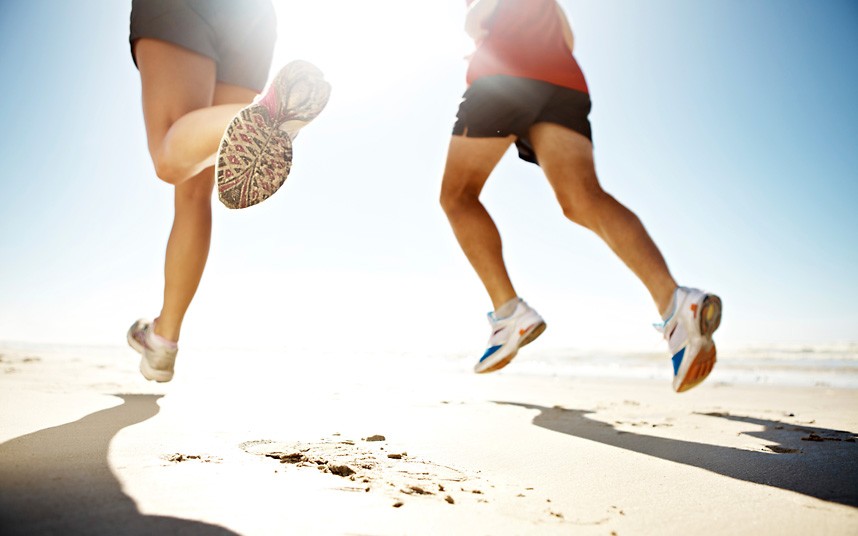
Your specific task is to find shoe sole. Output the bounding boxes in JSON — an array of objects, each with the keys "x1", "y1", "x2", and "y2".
[
  {"x1": 675, "y1": 295, "x2": 721, "y2": 393},
  {"x1": 699, "y1": 294, "x2": 722, "y2": 337},
  {"x1": 216, "y1": 106, "x2": 294, "y2": 210},
  {"x1": 139, "y1": 356, "x2": 174, "y2": 383},
  {"x1": 477, "y1": 321, "x2": 547, "y2": 374},
  {"x1": 216, "y1": 61, "x2": 331, "y2": 210}
]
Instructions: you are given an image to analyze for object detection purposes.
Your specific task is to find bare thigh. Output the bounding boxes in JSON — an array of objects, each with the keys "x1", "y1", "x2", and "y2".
[
  {"x1": 529, "y1": 122, "x2": 601, "y2": 200},
  {"x1": 135, "y1": 39, "x2": 218, "y2": 159},
  {"x1": 135, "y1": 38, "x2": 258, "y2": 195},
  {"x1": 441, "y1": 135, "x2": 516, "y2": 197}
]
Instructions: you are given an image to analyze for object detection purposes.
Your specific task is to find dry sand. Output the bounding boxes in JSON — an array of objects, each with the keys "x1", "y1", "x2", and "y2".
[{"x1": 1, "y1": 343, "x2": 856, "y2": 535}]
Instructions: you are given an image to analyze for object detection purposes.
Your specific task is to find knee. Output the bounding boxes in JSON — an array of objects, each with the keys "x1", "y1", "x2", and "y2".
[
  {"x1": 152, "y1": 155, "x2": 184, "y2": 185},
  {"x1": 558, "y1": 189, "x2": 612, "y2": 229},
  {"x1": 440, "y1": 174, "x2": 482, "y2": 216},
  {"x1": 439, "y1": 186, "x2": 459, "y2": 214},
  {"x1": 440, "y1": 184, "x2": 478, "y2": 217}
]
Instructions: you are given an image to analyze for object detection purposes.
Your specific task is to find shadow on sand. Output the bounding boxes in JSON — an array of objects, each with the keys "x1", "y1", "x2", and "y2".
[
  {"x1": 496, "y1": 402, "x2": 858, "y2": 507},
  {"x1": 0, "y1": 394, "x2": 237, "y2": 535}
]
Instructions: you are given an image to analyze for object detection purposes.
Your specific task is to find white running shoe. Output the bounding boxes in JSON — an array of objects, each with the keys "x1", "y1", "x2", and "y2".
[
  {"x1": 657, "y1": 287, "x2": 722, "y2": 393},
  {"x1": 127, "y1": 319, "x2": 178, "y2": 383},
  {"x1": 474, "y1": 299, "x2": 546, "y2": 374}
]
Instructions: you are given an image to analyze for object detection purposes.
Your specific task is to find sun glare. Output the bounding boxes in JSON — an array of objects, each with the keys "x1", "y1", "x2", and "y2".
[{"x1": 272, "y1": 1, "x2": 469, "y2": 104}]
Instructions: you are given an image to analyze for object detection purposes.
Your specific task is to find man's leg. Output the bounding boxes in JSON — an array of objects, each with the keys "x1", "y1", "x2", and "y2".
[
  {"x1": 439, "y1": 135, "x2": 517, "y2": 310},
  {"x1": 528, "y1": 122, "x2": 678, "y2": 316},
  {"x1": 441, "y1": 134, "x2": 547, "y2": 373},
  {"x1": 532, "y1": 123, "x2": 720, "y2": 391}
]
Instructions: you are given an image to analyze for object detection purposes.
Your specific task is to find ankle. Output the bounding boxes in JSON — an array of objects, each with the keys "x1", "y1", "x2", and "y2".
[
  {"x1": 493, "y1": 297, "x2": 520, "y2": 319},
  {"x1": 152, "y1": 318, "x2": 180, "y2": 345},
  {"x1": 658, "y1": 287, "x2": 679, "y2": 321},
  {"x1": 258, "y1": 83, "x2": 278, "y2": 117}
]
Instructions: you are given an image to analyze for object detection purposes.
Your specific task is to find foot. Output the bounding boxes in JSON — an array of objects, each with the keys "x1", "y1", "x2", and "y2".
[
  {"x1": 475, "y1": 299, "x2": 546, "y2": 374},
  {"x1": 127, "y1": 319, "x2": 178, "y2": 382},
  {"x1": 216, "y1": 60, "x2": 331, "y2": 209},
  {"x1": 657, "y1": 287, "x2": 722, "y2": 393}
]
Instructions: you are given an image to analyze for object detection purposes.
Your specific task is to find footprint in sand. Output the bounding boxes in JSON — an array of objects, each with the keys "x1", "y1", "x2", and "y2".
[
  {"x1": 240, "y1": 437, "x2": 474, "y2": 507},
  {"x1": 239, "y1": 436, "x2": 570, "y2": 522}
]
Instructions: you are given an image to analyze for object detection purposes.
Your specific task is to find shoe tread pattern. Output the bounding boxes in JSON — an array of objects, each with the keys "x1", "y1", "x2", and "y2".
[{"x1": 216, "y1": 105, "x2": 293, "y2": 210}]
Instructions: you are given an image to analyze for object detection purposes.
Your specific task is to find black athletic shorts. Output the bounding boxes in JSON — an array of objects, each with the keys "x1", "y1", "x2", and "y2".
[
  {"x1": 452, "y1": 75, "x2": 593, "y2": 165},
  {"x1": 129, "y1": 0, "x2": 277, "y2": 92}
]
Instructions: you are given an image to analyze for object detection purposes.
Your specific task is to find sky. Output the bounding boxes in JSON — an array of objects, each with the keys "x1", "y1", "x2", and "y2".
[{"x1": 0, "y1": 0, "x2": 856, "y2": 357}]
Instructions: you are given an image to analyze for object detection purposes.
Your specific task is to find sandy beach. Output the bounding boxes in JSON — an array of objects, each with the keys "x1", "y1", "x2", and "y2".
[{"x1": 1, "y1": 342, "x2": 856, "y2": 535}]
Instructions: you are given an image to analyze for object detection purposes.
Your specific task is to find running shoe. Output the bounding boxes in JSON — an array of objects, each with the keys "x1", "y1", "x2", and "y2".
[
  {"x1": 216, "y1": 60, "x2": 331, "y2": 210},
  {"x1": 656, "y1": 287, "x2": 722, "y2": 393},
  {"x1": 475, "y1": 299, "x2": 547, "y2": 374},
  {"x1": 127, "y1": 319, "x2": 178, "y2": 383}
]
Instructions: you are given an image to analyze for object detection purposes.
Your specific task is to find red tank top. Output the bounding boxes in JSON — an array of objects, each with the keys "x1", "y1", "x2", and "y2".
[{"x1": 465, "y1": 0, "x2": 588, "y2": 93}]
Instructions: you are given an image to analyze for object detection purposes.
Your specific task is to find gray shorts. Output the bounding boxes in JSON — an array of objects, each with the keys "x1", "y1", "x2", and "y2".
[{"x1": 130, "y1": 0, "x2": 277, "y2": 92}]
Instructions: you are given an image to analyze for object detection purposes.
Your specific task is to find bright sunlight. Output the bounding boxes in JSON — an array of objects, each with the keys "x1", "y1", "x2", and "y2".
[{"x1": 272, "y1": 1, "x2": 470, "y2": 104}]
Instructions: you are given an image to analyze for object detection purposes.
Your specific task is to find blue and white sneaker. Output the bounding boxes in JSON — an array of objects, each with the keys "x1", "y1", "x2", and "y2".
[
  {"x1": 475, "y1": 299, "x2": 546, "y2": 374},
  {"x1": 656, "y1": 287, "x2": 722, "y2": 393}
]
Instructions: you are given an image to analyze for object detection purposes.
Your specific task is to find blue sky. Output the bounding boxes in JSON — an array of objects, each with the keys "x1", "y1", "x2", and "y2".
[{"x1": 0, "y1": 0, "x2": 856, "y2": 355}]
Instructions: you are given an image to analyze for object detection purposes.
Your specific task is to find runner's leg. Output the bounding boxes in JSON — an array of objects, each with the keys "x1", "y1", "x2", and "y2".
[
  {"x1": 136, "y1": 39, "x2": 248, "y2": 185},
  {"x1": 135, "y1": 39, "x2": 257, "y2": 341},
  {"x1": 157, "y1": 82, "x2": 257, "y2": 341},
  {"x1": 440, "y1": 135, "x2": 519, "y2": 310},
  {"x1": 529, "y1": 122, "x2": 677, "y2": 315}
]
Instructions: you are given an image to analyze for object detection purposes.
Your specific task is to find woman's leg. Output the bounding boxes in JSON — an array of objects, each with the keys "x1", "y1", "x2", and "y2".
[
  {"x1": 156, "y1": 82, "x2": 258, "y2": 342},
  {"x1": 134, "y1": 39, "x2": 258, "y2": 342},
  {"x1": 135, "y1": 39, "x2": 249, "y2": 185}
]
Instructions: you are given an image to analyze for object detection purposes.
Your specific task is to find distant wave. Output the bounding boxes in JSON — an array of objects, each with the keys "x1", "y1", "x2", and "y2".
[
  {"x1": 3, "y1": 341, "x2": 857, "y2": 389},
  {"x1": 456, "y1": 343, "x2": 858, "y2": 389}
]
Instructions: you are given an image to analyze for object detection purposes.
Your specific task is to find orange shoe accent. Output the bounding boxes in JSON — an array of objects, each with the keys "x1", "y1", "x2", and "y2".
[
  {"x1": 690, "y1": 303, "x2": 699, "y2": 319},
  {"x1": 676, "y1": 344, "x2": 717, "y2": 393}
]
